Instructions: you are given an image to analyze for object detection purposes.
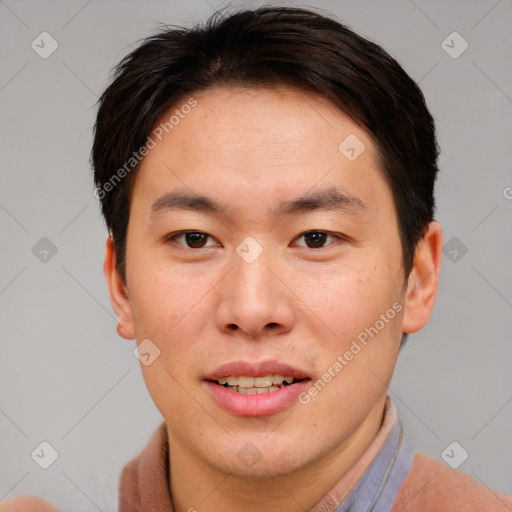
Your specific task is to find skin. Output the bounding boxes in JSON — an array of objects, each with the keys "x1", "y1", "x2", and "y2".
[
  {"x1": 0, "y1": 496, "x2": 63, "y2": 511},
  {"x1": 104, "y1": 86, "x2": 443, "y2": 512}
]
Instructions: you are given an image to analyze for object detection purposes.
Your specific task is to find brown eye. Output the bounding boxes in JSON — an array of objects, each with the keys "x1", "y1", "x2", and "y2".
[
  {"x1": 295, "y1": 231, "x2": 340, "y2": 249},
  {"x1": 184, "y1": 232, "x2": 208, "y2": 248},
  {"x1": 304, "y1": 231, "x2": 327, "y2": 248},
  {"x1": 168, "y1": 231, "x2": 217, "y2": 248}
]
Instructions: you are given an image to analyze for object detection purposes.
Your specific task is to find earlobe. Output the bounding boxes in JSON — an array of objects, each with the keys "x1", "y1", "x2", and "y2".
[
  {"x1": 401, "y1": 222, "x2": 443, "y2": 334},
  {"x1": 103, "y1": 236, "x2": 136, "y2": 340}
]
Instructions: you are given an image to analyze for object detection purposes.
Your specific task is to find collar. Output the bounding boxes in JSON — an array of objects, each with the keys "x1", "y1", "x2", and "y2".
[
  {"x1": 118, "y1": 396, "x2": 413, "y2": 512},
  {"x1": 312, "y1": 397, "x2": 414, "y2": 511}
]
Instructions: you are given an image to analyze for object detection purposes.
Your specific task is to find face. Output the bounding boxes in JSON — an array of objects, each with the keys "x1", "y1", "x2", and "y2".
[{"x1": 105, "y1": 86, "x2": 441, "y2": 479}]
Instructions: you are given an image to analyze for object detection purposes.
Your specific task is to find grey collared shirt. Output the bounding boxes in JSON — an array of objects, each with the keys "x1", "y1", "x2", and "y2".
[{"x1": 332, "y1": 415, "x2": 414, "y2": 511}]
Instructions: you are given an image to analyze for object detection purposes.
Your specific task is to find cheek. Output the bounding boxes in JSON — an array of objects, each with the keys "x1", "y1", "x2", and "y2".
[
  {"x1": 139, "y1": 360, "x2": 208, "y2": 430},
  {"x1": 127, "y1": 248, "x2": 201, "y2": 334},
  {"x1": 298, "y1": 260, "x2": 400, "y2": 339},
  {"x1": 127, "y1": 262, "x2": 220, "y2": 382}
]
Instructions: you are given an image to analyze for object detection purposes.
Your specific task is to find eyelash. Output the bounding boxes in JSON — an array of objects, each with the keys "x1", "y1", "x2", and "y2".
[{"x1": 165, "y1": 230, "x2": 346, "y2": 250}]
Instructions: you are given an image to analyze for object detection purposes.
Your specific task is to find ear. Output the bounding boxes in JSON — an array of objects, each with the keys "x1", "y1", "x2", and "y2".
[
  {"x1": 103, "y1": 236, "x2": 135, "y2": 340},
  {"x1": 402, "y1": 221, "x2": 443, "y2": 334}
]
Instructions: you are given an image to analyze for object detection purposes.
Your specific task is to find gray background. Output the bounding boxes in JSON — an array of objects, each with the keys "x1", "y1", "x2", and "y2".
[{"x1": 1, "y1": 0, "x2": 511, "y2": 510}]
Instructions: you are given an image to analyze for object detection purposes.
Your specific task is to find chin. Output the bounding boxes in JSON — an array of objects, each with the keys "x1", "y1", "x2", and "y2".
[
  {"x1": 209, "y1": 454, "x2": 307, "y2": 480},
  {"x1": 197, "y1": 437, "x2": 318, "y2": 480}
]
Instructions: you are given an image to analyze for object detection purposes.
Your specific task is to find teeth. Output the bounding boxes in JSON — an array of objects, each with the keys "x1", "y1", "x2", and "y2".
[
  {"x1": 228, "y1": 385, "x2": 281, "y2": 394},
  {"x1": 255, "y1": 376, "x2": 273, "y2": 387},
  {"x1": 216, "y1": 374, "x2": 296, "y2": 387},
  {"x1": 238, "y1": 376, "x2": 255, "y2": 387}
]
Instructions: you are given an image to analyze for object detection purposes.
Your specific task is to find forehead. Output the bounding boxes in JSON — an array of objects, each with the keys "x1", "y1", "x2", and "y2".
[
  {"x1": 132, "y1": 86, "x2": 392, "y2": 222},
  {"x1": 165, "y1": 85, "x2": 374, "y2": 161}
]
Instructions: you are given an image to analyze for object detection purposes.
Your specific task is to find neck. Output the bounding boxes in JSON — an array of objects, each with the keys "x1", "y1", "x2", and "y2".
[{"x1": 169, "y1": 396, "x2": 387, "y2": 512}]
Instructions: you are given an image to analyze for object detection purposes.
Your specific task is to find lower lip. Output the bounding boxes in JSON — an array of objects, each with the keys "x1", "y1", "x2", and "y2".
[{"x1": 203, "y1": 380, "x2": 311, "y2": 417}]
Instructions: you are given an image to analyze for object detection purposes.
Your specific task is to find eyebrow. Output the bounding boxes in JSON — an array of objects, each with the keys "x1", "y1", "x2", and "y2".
[
  {"x1": 150, "y1": 185, "x2": 367, "y2": 218},
  {"x1": 273, "y1": 186, "x2": 366, "y2": 216}
]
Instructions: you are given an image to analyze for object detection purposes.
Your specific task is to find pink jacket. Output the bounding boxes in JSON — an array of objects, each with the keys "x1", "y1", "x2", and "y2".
[{"x1": 118, "y1": 407, "x2": 512, "y2": 511}]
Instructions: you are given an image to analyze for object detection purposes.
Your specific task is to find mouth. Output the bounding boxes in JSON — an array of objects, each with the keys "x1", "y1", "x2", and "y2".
[
  {"x1": 203, "y1": 361, "x2": 312, "y2": 416},
  {"x1": 208, "y1": 374, "x2": 308, "y2": 395}
]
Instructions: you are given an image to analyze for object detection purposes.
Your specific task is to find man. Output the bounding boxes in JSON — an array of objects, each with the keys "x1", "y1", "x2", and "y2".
[{"x1": 3, "y1": 5, "x2": 511, "y2": 511}]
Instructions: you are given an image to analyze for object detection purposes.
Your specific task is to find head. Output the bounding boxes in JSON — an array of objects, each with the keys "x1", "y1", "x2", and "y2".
[{"x1": 94, "y1": 6, "x2": 442, "y2": 480}]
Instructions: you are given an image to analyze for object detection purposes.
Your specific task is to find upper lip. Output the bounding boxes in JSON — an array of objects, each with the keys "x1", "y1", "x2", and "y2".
[{"x1": 204, "y1": 360, "x2": 311, "y2": 381}]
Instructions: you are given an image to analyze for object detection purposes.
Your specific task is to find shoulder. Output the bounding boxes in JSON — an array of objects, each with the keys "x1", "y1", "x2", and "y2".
[
  {"x1": 0, "y1": 495, "x2": 62, "y2": 512},
  {"x1": 393, "y1": 452, "x2": 512, "y2": 511}
]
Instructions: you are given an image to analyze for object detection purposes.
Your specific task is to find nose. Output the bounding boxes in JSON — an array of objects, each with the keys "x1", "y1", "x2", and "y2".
[{"x1": 214, "y1": 245, "x2": 295, "y2": 339}]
